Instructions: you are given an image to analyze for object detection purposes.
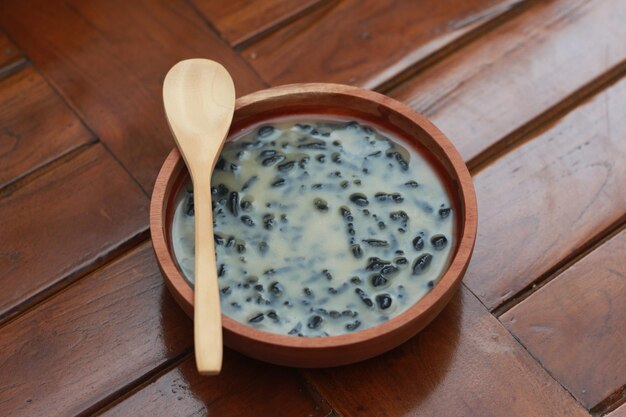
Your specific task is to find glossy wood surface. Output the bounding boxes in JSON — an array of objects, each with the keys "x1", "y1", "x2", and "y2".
[
  {"x1": 502, "y1": 230, "x2": 626, "y2": 409},
  {"x1": 305, "y1": 286, "x2": 589, "y2": 417},
  {"x1": 0, "y1": 0, "x2": 623, "y2": 415},
  {"x1": 390, "y1": 0, "x2": 626, "y2": 163},
  {"x1": 0, "y1": 67, "x2": 94, "y2": 188},
  {"x1": 0, "y1": 242, "x2": 331, "y2": 417},
  {"x1": 0, "y1": 144, "x2": 148, "y2": 322},
  {"x1": 609, "y1": 404, "x2": 626, "y2": 417},
  {"x1": 100, "y1": 353, "x2": 332, "y2": 417},
  {"x1": 466, "y1": 75, "x2": 626, "y2": 310},
  {"x1": 0, "y1": 31, "x2": 23, "y2": 75},
  {"x1": 0, "y1": 244, "x2": 192, "y2": 417},
  {"x1": 243, "y1": 0, "x2": 524, "y2": 88},
  {"x1": 0, "y1": 0, "x2": 266, "y2": 192},
  {"x1": 191, "y1": 0, "x2": 321, "y2": 46}
]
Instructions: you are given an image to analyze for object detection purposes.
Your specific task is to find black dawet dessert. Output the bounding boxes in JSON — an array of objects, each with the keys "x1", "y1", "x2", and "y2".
[{"x1": 171, "y1": 118, "x2": 455, "y2": 337}]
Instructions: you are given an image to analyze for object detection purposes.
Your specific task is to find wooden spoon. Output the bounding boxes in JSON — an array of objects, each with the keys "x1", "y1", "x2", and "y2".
[{"x1": 163, "y1": 59, "x2": 235, "y2": 375}]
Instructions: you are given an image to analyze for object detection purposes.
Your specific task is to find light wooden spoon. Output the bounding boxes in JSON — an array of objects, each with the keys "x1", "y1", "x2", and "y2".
[{"x1": 163, "y1": 59, "x2": 235, "y2": 375}]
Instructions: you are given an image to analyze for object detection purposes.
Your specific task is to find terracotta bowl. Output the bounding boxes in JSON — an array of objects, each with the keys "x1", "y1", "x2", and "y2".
[{"x1": 150, "y1": 83, "x2": 477, "y2": 368}]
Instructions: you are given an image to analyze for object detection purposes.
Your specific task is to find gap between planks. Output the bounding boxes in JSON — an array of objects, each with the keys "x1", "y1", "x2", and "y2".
[
  {"x1": 231, "y1": 0, "x2": 339, "y2": 51},
  {"x1": 296, "y1": 369, "x2": 343, "y2": 417},
  {"x1": 184, "y1": 0, "x2": 272, "y2": 89},
  {"x1": 0, "y1": 233, "x2": 151, "y2": 329},
  {"x1": 468, "y1": 58, "x2": 626, "y2": 174},
  {"x1": 299, "y1": 369, "x2": 346, "y2": 417},
  {"x1": 0, "y1": 29, "x2": 27, "y2": 80},
  {"x1": 86, "y1": 347, "x2": 344, "y2": 417},
  {"x1": 502, "y1": 309, "x2": 592, "y2": 415},
  {"x1": 33, "y1": 69, "x2": 152, "y2": 198},
  {"x1": 503, "y1": 290, "x2": 626, "y2": 417},
  {"x1": 592, "y1": 386, "x2": 626, "y2": 417},
  {"x1": 492, "y1": 217, "x2": 626, "y2": 318},
  {"x1": 0, "y1": 57, "x2": 27, "y2": 80},
  {"x1": 83, "y1": 348, "x2": 193, "y2": 417},
  {"x1": 455, "y1": 63, "x2": 626, "y2": 322},
  {"x1": 0, "y1": 57, "x2": 148, "y2": 199},
  {"x1": 0, "y1": 140, "x2": 96, "y2": 197},
  {"x1": 0, "y1": 58, "x2": 151, "y2": 327},
  {"x1": 373, "y1": 0, "x2": 541, "y2": 94}
]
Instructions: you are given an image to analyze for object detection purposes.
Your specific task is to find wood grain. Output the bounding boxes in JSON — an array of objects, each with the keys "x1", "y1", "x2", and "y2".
[
  {"x1": 465, "y1": 72, "x2": 626, "y2": 310},
  {"x1": 0, "y1": 242, "x2": 331, "y2": 417},
  {"x1": 191, "y1": 0, "x2": 321, "y2": 46},
  {"x1": 242, "y1": 0, "x2": 524, "y2": 88},
  {"x1": 0, "y1": 144, "x2": 148, "y2": 321},
  {"x1": 501, "y1": 230, "x2": 626, "y2": 409},
  {"x1": 608, "y1": 403, "x2": 626, "y2": 417},
  {"x1": 0, "y1": 66, "x2": 94, "y2": 188},
  {"x1": 0, "y1": 0, "x2": 266, "y2": 193},
  {"x1": 0, "y1": 31, "x2": 23, "y2": 75},
  {"x1": 390, "y1": 0, "x2": 626, "y2": 162},
  {"x1": 100, "y1": 353, "x2": 331, "y2": 417},
  {"x1": 0, "y1": 243, "x2": 192, "y2": 417},
  {"x1": 305, "y1": 285, "x2": 589, "y2": 417}
]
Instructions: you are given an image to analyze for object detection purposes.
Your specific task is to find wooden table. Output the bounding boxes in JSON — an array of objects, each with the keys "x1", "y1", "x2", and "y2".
[{"x1": 0, "y1": 1, "x2": 624, "y2": 416}]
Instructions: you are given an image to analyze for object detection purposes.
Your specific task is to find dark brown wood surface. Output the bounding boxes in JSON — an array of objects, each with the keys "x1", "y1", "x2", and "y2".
[
  {"x1": 0, "y1": 0, "x2": 623, "y2": 415},
  {"x1": 191, "y1": 0, "x2": 322, "y2": 46},
  {"x1": 305, "y1": 286, "x2": 589, "y2": 417},
  {"x1": 609, "y1": 404, "x2": 626, "y2": 417},
  {"x1": 0, "y1": 31, "x2": 22, "y2": 75},
  {"x1": 0, "y1": 242, "x2": 330, "y2": 417},
  {"x1": 390, "y1": 0, "x2": 626, "y2": 164},
  {"x1": 0, "y1": 144, "x2": 148, "y2": 322},
  {"x1": 0, "y1": 67, "x2": 94, "y2": 188},
  {"x1": 0, "y1": 0, "x2": 267, "y2": 193},
  {"x1": 242, "y1": 0, "x2": 524, "y2": 88},
  {"x1": 466, "y1": 75, "x2": 626, "y2": 310},
  {"x1": 0, "y1": 244, "x2": 190, "y2": 417},
  {"x1": 100, "y1": 354, "x2": 331, "y2": 417},
  {"x1": 502, "y1": 229, "x2": 626, "y2": 410}
]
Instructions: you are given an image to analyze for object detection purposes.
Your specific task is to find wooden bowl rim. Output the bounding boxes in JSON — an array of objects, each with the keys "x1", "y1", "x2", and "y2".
[{"x1": 150, "y1": 82, "x2": 477, "y2": 350}]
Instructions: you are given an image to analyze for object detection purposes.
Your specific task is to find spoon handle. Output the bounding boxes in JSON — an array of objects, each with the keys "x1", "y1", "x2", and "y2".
[{"x1": 193, "y1": 175, "x2": 223, "y2": 375}]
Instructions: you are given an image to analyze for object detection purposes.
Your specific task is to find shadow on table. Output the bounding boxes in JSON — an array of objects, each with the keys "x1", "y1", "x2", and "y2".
[
  {"x1": 304, "y1": 288, "x2": 464, "y2": 413},
  {"x1": 159, "y1": 277, "x2": 462, "y2": 414}
]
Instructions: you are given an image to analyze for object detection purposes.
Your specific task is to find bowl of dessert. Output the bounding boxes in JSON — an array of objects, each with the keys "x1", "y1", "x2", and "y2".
[{"x1": 150, "y1": 83, "x2": 477, "y2": 367}]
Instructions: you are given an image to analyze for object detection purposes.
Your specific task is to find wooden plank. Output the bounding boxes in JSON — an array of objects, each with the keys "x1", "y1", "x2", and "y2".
[
  {"x1": 0, "y1": 0, "x2": 266, "y2": 193},
  {"x1": 608, "y1": 404, "x2": 626, "y2": 417},
  {"x1": 0, "y1": 66, "x2": 94, "y2": 188},
  {"x1": 0, "y1": 244, "x2": 192, "y2": 417},
  {"x1": 501, "y1": 230, "x2": 626, "y2": 409},
  {"x1": 305, "y1": 286, "x2": 589, "y2": 417},
  {"x1": 0, "y1": 243, "x2": 331, "y2": 417},
  {"x1": 0, "y1": 31, "x2": 24, "y2": 75},
  {"x1": 0, "y1": 144, "x2": 148, "y2": 321},
  {"x1": 100, "y1": 355, "x2": 331, "y2": 417},
  {"x1": 191, "y1": 0, "x2": 321, "y2": 46},
  {"x1": 465, "y1": 74, "x2": 626, "y2": 310},
  {"x1": 390, "y1": 0, "x2": 626, "y2": 162},
  {"x1": 242, "y1": 0, "x2": 524, "y2": 87}
]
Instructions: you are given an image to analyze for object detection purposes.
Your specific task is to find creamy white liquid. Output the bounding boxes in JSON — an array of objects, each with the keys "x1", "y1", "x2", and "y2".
[{"x1": 171, "y1": 118, "x2": 455, "y2": 337}]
